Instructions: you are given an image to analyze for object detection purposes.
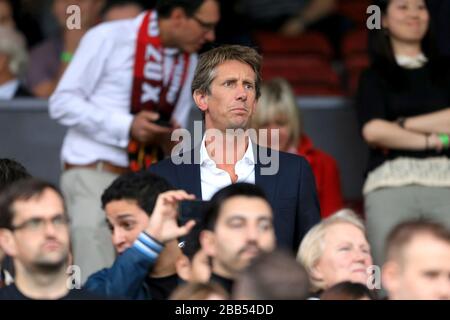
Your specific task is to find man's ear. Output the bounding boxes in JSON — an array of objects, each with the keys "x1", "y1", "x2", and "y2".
[
  {"x1": 193, "y1": 90, "x2": 209, "y2": 112},
  {"x1": 382, "y1": 261, "x2": 400, "y2": 296},
  {"x1": 175, "y1": 254, "x2": 191, "y2": 282},
  {"x1": 0, "y1": 229, "x2": 17, "y2": 257},
  {"x1": 199, "y1": 230, "x2": 216, "y2": 257},
  {"x1": 169, "y1": 7, "x2": 187, "y2": 27}
]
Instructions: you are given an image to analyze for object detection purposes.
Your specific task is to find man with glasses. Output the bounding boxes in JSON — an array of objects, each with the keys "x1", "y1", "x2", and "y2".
[
  {"x1": 0, "y1": 179, "x2": 99, "y2": 299},
  {"x1": 49, "y1": 0, "x2": 220, "y2": 283}
]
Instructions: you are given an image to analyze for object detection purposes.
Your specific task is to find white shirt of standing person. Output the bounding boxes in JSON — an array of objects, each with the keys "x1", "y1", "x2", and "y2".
[
  {"x1": 0, "y1": 79, "x2": 19, "y2": 100},
  {"x1": 49, "y1": 13, "x2": 197, "y2": 167}
]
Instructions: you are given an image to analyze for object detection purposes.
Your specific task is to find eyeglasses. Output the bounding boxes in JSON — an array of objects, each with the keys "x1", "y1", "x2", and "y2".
[
  {"x1": 191, "y1": 15, "x2": 216, "y2": 32},
  {"x1": 11, "y1": 214, "x2": 70, "y2": 233}
]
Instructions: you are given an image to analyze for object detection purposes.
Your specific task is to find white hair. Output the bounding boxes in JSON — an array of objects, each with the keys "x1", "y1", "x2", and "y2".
[
  {"x1": 0, "y1": 27, "x2": 28, "y2": 77},
  {"x1": 297, "y1": 209, "x2": 366, "y2": 292}
]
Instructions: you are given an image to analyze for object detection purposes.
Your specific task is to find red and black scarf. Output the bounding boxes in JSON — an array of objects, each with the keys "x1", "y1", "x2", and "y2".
[{"x1": 128, "y1": 10, "x2": 190, "y2": 172}]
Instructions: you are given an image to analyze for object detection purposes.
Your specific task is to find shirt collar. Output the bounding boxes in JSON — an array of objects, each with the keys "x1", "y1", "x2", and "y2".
[
  {"x1": 0, "y1": 79, "x2": 19, "y2": 100},
  {"x1": 200, "y1": 134, "x2": 255, "y2": 167},
  {"x1": 395, "y1": 53, "x2": 428, "y2": 69}
]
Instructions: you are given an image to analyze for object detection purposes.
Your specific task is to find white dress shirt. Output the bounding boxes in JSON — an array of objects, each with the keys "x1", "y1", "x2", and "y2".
[
  {"x1": 49, "y1": 13, "x2": 197, "y2": 166},
  {"x1": 200, "y1": 135, "x2": 256, "y2": 200},
  {"x1": 0, "y1": 79, "x2": 19, "y2": 100}
]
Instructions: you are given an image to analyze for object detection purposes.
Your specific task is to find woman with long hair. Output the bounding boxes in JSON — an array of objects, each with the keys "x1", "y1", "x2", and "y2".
[{"x1": 357, "y1": 0, "x2": 450, "y2": 267}]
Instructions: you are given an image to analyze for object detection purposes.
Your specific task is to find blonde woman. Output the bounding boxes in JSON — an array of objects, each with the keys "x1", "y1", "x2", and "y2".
[
  {"x1": 252, "y1": 78, "x2": 343, "y2": 217},
  {"x1": 297, "y1": 209, "x2": 373, "y2": 295}
]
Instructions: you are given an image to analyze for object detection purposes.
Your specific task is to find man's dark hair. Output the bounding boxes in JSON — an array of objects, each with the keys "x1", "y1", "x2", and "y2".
[
  {"x1": 0, "y1": 178, "x2": 63, "y2": 230},
  {"x1": 320, "y1": 281, "x2": 377, "y2": 300},
  {"x1": 233, "y1": 250, "x2": 310, "y2": 300},
  {"x1": 101, "y1": 171, "x2": 172, "y2": 215},
  {"x1": 0, "y1": 159, "x2": 31, "y2": 192},
  {"x1": 202, "y1": 183, "x2": 269, "y2": 231},
  {"x1": 156, "y1": 0, "x2": 209, "y2": 18}
]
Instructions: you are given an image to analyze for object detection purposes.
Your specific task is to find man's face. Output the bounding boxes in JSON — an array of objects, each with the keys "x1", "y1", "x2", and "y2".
[
  {"x1": 104, "y1": 199, "x2": 149, "y2": 254},
  {"x1": 201, "y1": 196, "x2": 275, "y2": 279},
  {"x1": 1, "y1": 189, "x2": 70, "y2": 272},
  {"x1": 173, "y1": 0, "x2": 220, "y2": 53},
  {"x1": 383, "y1": 233, "x2": 450, "y2": 300},
  {"x1": 197, "y1": 60, "x2": 258, "y2": 133},
  {"x1": 0, "y1": 0, "x2": 14, "y2": 28}
]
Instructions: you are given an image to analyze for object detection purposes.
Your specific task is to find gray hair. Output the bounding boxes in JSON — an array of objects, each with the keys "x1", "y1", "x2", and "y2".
[
  {"x1": 0, "y1": 27, "x2": 28, "y2": 77},
  {"x1": 297, "y1": 209, "x2": 367, "y2": 292},
  {"x1": 191, "y1": 45, "x2": 262, "y2": 99}
]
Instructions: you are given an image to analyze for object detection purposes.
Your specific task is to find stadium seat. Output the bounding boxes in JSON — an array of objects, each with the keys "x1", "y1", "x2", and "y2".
[{"x1": 255, "y1": 31, "x2": 334, "y2": 60}]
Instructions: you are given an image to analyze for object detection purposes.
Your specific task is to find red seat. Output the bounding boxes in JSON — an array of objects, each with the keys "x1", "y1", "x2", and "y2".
[
  {"x1": 342, "y1": 29, "x2": 368, "y2": 58},
  {"x1": 341, "y1": 28, "x2": 370, "y2": 96},
  {"x1": 255, "y1": 31, "x2": 334, "y2": 60},
  {"x1": 337, "y1": 0, "x2": 371, "y2": 28},
  {"x1": 262, "y1": 55, "x2": 327, "y2": 69},
  {"x1": 262, "y1": 58, "x2": 344, "y2": 96},
  {"x1": 344, "y1": 55, "x2": 370, "y2": 96}
]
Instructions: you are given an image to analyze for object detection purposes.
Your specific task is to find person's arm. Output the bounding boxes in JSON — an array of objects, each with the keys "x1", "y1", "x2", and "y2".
[
  {"x1": 84, "y1": 190, "x2": 196, "y2": 299},
  {"x1": 31, "y1": 29, "x2": 86, "y2": 98},
  {"x1": 280, "y1": 0, "x2": 336, "y2": 36},
  {"x1": 84, "y1": 233, "x2": 163, "y2": 299},
  {"x1": 362, "y1": 119, "x2": 443, "y2": 151},
  {"x1": 402, "y1": 108, "x2": 450, "y2": 135},
  {"x1": 49, "y1": 26, "x2": 134, "y2": 148},
  {"x1": 49, "y1": 25, "x2": 174, "y2": 148},
  {"x1": 356, "y1": 70, "x2": 444, "y2": 152}
]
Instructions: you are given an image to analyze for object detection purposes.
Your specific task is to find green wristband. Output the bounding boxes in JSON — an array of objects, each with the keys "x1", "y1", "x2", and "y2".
[
  {"x1": 61, "y1": 51, "x2": 73, "y2": 63},
  {"x1": 438, "y1": 134, "x2": 450, "y2": 148}
]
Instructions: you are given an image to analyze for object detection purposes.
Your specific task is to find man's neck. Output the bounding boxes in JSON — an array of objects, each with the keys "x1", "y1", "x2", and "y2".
[
  {"x1": 14, "y1": 263, "x2": 70, "y2": 300},
  {"x1": 211, "y1": 261, "x2": 235, "y2": 281},
  {"x1": 205, "y1": 130, "x2": 249, "y2": 167},
  {"x1": 158, "y1": 18, "x2": 176, "y2": 48}
]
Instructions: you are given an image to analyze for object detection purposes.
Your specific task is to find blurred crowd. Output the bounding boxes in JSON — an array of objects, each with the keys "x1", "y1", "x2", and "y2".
[{"x1": 0, "y1": 0, "x2": 450, "y2": 301}]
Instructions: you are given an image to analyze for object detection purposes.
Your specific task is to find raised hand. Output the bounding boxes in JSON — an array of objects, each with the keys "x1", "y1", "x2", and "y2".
[{"x1": 145, "y1": 190, "x2": 196, "y2": 244}]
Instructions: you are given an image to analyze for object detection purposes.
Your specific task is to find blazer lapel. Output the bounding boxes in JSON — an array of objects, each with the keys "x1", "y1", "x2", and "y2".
[
  {"x1": 254, "y1": 144, "x2": 277, "y2": 204},
  {"x1": 175, "y1": 147, "x2": 202, "y2": 199}
]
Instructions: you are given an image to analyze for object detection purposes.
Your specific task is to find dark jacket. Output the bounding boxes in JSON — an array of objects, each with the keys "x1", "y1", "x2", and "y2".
[{"x1": 149, "y1": 144, "x2": 321, "y2": 251}]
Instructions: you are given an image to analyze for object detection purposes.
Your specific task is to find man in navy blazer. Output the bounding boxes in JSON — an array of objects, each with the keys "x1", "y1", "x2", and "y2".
[{"x1": 149, "y1": 45, "x2": 320, "y2": 251}]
